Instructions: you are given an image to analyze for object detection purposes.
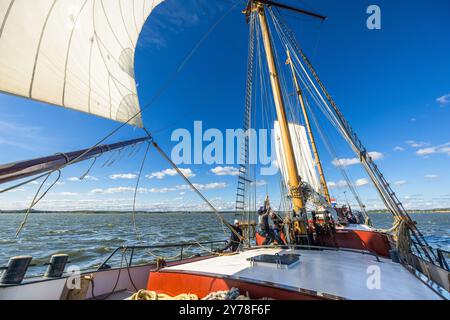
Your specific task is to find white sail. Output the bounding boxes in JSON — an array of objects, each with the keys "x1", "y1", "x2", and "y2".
[
  {"x1": 0, "y1": 0, "x2": 164, "y2": 127},
  {"x1": 274, "y1": 121, "x2": 321, "y2": 193}
]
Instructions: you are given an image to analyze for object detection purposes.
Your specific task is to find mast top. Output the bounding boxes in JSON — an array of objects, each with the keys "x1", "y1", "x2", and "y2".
[{"x1": 244, "y1": 0, "x2": 327, "y2": 22}]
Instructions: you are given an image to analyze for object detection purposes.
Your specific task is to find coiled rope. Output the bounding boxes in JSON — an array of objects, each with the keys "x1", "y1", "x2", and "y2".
[{"x1": 130, "y1": 287, "x2": 252, "y2": 301}]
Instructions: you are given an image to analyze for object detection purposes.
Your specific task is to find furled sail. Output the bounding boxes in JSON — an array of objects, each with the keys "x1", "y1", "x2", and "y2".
[
  {"x1": 274, "y1": 121, "x2": 321, "y2": 193},
  {"x1": 0, "y1": 0, "x2": 164, "y2": 127}
]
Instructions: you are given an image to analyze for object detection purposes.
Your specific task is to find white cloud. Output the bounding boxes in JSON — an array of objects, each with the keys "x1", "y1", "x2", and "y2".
[
  {"x1": 328, "y1": 179, "x2": 369, "y2": 188},
  {"x1": 355, "y1": 178, "x2": 369, "y2": 187},
  {"x1": 410, "y1": 118, "x2": 417, "y2": 122},
  {"x1": 436, "y1": 93, "x2": 450, "y2": 106},
  {"x1": 424, "y1": 174, "x2": 439, "y2": 181},
  {"x1": 29, "y1": 181, "x2": 64, "y2": 186},
  {"x1": 89, "y1": 181, "x2": 227, "y2": 196},
  {"x1": 6, "y1": 187, "x2": 26, "y2": 193},
  {"x1": 147, "y1": 168, "x2": 195, "y2": 180},
  {"x1": 406, "y1": 140, "x2": 429, "y2": 148},
  {"x1": 327, "y1": 180, "x2": 348, "y2": 189},
  {"x1": 149, "y1": 187, "x2": 177, "y2": 193},
  {"x1": 393, "y1": 146, "x2": 405, "y2": 152},
  {"x1": 58, "y1": 192, "x2": 79, "y2": 196},
  {"x1": 68, "y1": 175, "x2": 98, "y2": 182},
  {"x1": 394, "y1": 180, "x2": 407, "y2": 186},
  {"x1": 332, "y1": 152, "x2": 383, "y2": 167},
  {"x1": 251, "y1": 180, "x2": 268, "y2": 187},
  {"x1": 90, "y1": 187, "x2": 148, "y2": 194},
  {"x1": 416, "y1": 142, "x2": 450, "y2": 157},
  {"x1": 177, "y1": 182, "x2": 227, "y2": 191},
  {"x1": 210, "y1": 166, "x2": 239, "y2": 176},
  {"x1": 109, "y1": 173, "x2": 138, "y2": 180}
]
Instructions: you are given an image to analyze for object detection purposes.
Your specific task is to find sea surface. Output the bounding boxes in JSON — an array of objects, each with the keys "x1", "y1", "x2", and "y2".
[{"x1": 0, "y1": 212, "x2": 449, "y2": 277}]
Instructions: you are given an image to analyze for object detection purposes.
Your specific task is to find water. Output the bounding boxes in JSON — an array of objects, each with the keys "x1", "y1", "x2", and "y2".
[{"x1": 0, "y1": 212, "x2": 449, "y2": 276}]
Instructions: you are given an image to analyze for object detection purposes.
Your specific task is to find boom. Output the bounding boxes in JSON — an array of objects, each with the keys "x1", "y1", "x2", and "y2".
[{"x1": 0, "y1": 137, "x2": 150, "y2": 185}]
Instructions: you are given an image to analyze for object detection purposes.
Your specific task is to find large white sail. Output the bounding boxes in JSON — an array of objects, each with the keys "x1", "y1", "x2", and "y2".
[
  {"x1": 274, "y1": 121, "x2": 321, "y2": 193},
  {"x1": 0, "y1": 0, "x2": 164, "y2": 127}
]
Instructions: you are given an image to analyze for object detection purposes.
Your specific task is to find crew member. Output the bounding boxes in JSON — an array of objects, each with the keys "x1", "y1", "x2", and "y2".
[
  {"x1": 258, "y1": 207, "x2": 275, "y2": 245},
  {"x1": 270, "y1": 211, "x2": 286, "y2": 245},
  {"x1": 220, "y1": 219, "x2": 243, "y2": 252}
]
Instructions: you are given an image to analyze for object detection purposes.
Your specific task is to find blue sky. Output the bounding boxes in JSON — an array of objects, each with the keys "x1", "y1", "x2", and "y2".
[{"x1": 0, "y1": 0, "x2": 449, "y2": 212}]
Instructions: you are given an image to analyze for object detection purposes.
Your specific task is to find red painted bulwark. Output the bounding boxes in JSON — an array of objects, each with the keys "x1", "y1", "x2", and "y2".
[
  {"x1": 147, "y1": 271, "x2": 325, "y2": 300},
  {"x1": 256, "y1": 230, "x2": 391, "y2": 257},
  {"x1": 318, "y1": 230, "x2": 391, "y2": 257}
]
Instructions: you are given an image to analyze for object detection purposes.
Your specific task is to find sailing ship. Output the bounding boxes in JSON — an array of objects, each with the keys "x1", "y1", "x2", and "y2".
[{"x1": 0, "y1": 0, "x2": 449, "y2": 300}]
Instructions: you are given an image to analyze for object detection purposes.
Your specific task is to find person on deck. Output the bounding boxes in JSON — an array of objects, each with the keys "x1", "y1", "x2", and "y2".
[
  {"x1": 258, "y1": 207, "x2": 275, "y2": 245},
  {"x1": 220, "y1": 219, "x2": 243, "y2": 252},
  {"x1": 270, "y1": 211, "x2": 286, "y2": 245}
]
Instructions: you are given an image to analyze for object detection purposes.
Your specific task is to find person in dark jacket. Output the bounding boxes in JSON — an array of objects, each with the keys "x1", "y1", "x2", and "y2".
[
  {"x1": 270, "y1": 211, "x2": 286, "y2": 245},
  {"x1": 259, "y1": 209, "x2": 275, "y2": 245},
  {"x1": 220, "y1": 220, "x2": 243, "y2": 252}
]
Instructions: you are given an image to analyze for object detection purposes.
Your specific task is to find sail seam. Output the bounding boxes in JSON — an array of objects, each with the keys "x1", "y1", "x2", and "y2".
[
  {"x1": 0, "y1": 0, "x2": 14, "y2": 38},
  {"x1": 132, "y1": 0, "x2": 139, "y2": 36},
  {"x1": 88, "y1": 35, "x2": 94, "y2": 113},
  {"x1": 100, "y1": 0, "x2": 127, "y2": 53},
  {"x1": 95, "y1": 34, "x2": 136, "y2": 95},
  {"x1": 28, "y1": 0, "x2": 58, "y2": 98},
  {"x1": 108, "y1": 74, "x2": 112, "y2": 118},
  {"x1": 62, "y1": 0, "x2": 89, "y2": 106},
  {"x1": 119, "y1": 0, "x2": 136, "y2": 48}
]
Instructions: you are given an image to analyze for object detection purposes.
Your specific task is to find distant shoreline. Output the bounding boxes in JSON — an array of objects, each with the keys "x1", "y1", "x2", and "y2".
[
  {"x1": 366, "y1": 209, "x2": 450, "y2": 214},
  {"x1": 1, "y1": 209, "x2": 449, "y2": 214}
]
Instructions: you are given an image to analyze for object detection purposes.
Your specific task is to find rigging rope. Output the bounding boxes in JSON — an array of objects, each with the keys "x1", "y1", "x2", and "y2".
[
  {"x1": 131, "y1": 141, "x2": 152, "y2": 243},
  {"x1": 269, "y1": 8, "x2": 437, "y2": 263},
  {"x1": 151, "y1": 140, "x2": 244, "y2": 242},
  {"x1": 15, "y1": 170, "x2": 62, "y2": 236},
  {"x1": 79, "y1": 155, "x2": 99, "y2": 180},
  {"x1": 268, "y1": 8, "x2": 373, "y2": 221},
  {"x1": 270, "y1": 8, "x2": 401, "y2": 218}
]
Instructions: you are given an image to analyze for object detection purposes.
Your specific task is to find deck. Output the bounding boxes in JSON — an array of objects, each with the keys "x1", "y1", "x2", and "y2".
[{"x1": 162, "y1": 247, "x2": 442, "y2": 300}]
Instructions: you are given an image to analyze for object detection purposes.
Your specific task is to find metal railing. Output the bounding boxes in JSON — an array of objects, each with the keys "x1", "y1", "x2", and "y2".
[
  {"x1": 437, "y1": 248, "x2": 450, "y2": 271},
  {"x1": 97, "y1": 240, "x2": 228, "y2": 271}
]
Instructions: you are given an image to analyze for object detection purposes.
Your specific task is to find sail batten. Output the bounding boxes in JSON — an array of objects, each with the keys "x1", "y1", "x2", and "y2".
[{"x1": 0, "y1": 0, "x2": 164, "y2": 127}]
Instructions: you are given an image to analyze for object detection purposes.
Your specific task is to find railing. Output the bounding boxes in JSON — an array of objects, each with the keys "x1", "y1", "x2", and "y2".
[
  {"x1": 97, "y1": 240, "x2": 228, "y2": 271},
  {"x1": 437, "y1": 248, "x2": 450, "y2": 271},
  {"x1": 411, "y1": 240, "x2": 449, "y2": 272}
]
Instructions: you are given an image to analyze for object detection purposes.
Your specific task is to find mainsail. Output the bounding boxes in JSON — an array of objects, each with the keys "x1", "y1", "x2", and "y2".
[
  {"x1": 0, "y1": 0, "x2": 164, "y2": 127},
  {"x1": 274, "y1": 121, "x2": 321, "y2": 193}
]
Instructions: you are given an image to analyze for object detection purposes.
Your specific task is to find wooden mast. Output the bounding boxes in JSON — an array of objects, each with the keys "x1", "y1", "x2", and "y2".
[
  {"x1": 254, "y1": 3, "x2": 306, "y2": 216},
  {"x1": 286, "y1": 49, "x2": 331, "y2": 204}
]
